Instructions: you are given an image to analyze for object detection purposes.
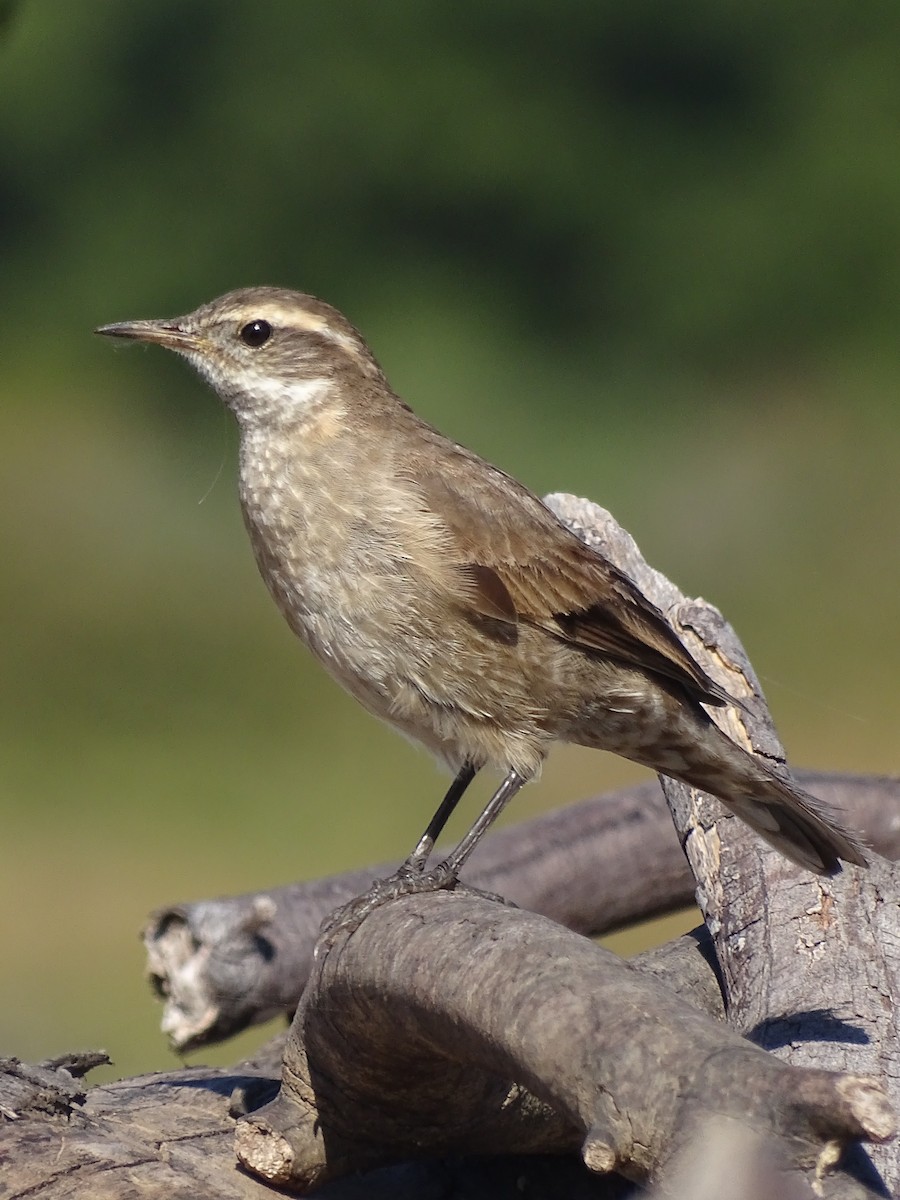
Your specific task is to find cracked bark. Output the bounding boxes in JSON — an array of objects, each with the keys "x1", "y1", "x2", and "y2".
[{"x1": 547, "y1": 496, "x2": 900, "y2": 1190}]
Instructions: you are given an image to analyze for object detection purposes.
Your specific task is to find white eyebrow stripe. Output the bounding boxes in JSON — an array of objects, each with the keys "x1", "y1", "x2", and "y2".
[
  {"x1": 291, "y1": 312, "x2": 363, "y2": 356},
  {"x1": 238, "y1": 305, "x2": 368, "y2": 362},
  {"x1": 222, "y1": 300, "x2": 382, "y2": 381}
]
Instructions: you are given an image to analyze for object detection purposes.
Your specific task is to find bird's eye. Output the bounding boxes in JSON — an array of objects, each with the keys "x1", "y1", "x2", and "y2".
[{"x1": 239, "y1": 319, "x2": 272, "y2": 348}]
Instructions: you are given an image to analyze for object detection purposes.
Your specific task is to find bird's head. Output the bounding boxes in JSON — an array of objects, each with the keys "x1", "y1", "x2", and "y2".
[{"x1": 96, "y1": 287, "x2": 385, "y2": 426}]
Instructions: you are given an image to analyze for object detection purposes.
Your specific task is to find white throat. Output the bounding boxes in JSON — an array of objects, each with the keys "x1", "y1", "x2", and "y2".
[{"x1": 226, "y1": 372, "x2": 332, "y2": 428}]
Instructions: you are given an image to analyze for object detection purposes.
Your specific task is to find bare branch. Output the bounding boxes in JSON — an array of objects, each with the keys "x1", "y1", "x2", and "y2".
[{"x1": 144, "y1": 769, "x2": 898, "y2": 1052}]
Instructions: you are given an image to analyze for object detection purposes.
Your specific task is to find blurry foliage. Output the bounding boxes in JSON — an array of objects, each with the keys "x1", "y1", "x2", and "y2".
[
  {"x1": 2, "y1": 1, "x2": 900, "y2": 367},
  {"x1": 0, "y1": 1, "x2": 898, "y2": 1079}
]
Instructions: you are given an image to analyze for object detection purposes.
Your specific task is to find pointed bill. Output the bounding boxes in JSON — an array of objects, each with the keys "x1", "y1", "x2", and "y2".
[{"x1": 94, "y1": 318, "x2": 201, "y2": 353}]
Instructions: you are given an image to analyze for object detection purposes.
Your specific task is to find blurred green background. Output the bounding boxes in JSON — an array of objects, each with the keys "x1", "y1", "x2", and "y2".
[{"x1": 2, "y1": 0, "x2": 898, "y2": 1082}]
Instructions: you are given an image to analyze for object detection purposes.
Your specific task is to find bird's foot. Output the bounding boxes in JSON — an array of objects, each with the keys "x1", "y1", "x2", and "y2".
[
  {"x1": 315, "y1": 861, "x2": 455, "y2": 956},
  {"x1": 315, "y1": 860, "x2": 510, "y2": 957}
]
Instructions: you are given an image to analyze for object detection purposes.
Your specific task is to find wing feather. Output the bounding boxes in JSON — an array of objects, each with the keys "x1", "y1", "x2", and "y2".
[{"x1": 413, "y1": 454, "x2": 732, "y2": 708}]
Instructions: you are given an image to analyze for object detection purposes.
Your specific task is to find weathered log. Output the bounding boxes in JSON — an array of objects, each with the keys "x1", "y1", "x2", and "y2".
[
  {"x1": 234, "y1": 893, "x2": 892, "y2": 1194},
  {"x1": 0, "y1": 934, "x2": 738, "y2": 1200},
  {"x1": 144, "y1": 770, "x2": 898, "y2": 1052}
]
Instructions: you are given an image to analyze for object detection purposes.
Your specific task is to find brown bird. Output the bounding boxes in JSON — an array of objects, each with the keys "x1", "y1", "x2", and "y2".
[{"x1": 96, "y1": 288, "x2": 866, "y2": 878}]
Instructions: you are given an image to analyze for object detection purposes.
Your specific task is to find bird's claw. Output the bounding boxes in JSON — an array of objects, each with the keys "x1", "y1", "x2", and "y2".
[{"x1": 314, "y1": 861, "x2": 511, "y2": 958}]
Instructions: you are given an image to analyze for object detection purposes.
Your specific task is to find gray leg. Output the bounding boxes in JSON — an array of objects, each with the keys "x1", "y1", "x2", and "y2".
[
  {"x1": 407, "y1": 762, "x2": 478, "y2": 870},
  {"x1": 432, "y1": 769, "x2": 528, "y2": 880},
  {"x1": 316, "y1": 769, "x2": 527, "y2": 950}
]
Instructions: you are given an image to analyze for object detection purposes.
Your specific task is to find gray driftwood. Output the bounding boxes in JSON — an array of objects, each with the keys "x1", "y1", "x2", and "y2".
[
  {"x1": 3, "y1": 496, "x2": 898, "y2": 1199},
  {"x1": 144, "y1": 769, "x2": 898, "y2": 1053}
]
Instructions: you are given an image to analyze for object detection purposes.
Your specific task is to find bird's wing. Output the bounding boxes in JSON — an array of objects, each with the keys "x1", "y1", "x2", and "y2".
[{"x1": 414, "y1": 454, "x2": 732, "y2": 708}]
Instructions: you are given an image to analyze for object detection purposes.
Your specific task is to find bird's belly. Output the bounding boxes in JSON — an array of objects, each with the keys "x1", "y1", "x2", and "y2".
[{"x1": 251, "y1": 531, "x2": 550, "y2": 773}]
